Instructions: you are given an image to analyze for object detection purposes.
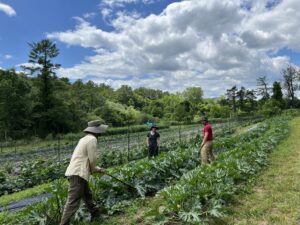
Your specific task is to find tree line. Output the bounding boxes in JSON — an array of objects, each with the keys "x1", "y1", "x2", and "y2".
[
  {"x1": 225, "y1": 66, "x2": 300, "y2": 117},
  {"x1": 0, "y1": 39, "x2": 299, "y2": 140}
]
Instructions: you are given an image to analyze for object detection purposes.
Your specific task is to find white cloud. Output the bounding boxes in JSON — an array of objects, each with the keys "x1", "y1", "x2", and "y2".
[
  {"x1": 17, "y1": 62, "x2": 43, "y2": 73},
  {"x1": 101, "y1": 0, "x2": 157, "y2": 8},
  {"x1": 48, "y1": 0, "x2": 300, "y2": 97},
  {"x1": 4, "y1": 54, "x2": 12, "y2": 59},
  {"x1": 0, "y1": 2, "x2": 16, "y2": 16},
  {"x1": 101, "y1": 7, "x2": 113, "y2": 19},
  {"x1": 0, "y1": 53, "x2": 12, "y2": 62},
  {"x1": 47, "y1": 17, "x2": 119, "y2": 49},
  {"x1": 240, "y1": 0, "x2": 300, "y2": 51},
  {"x1": 100, "y1": 0, "x2": 159, "y2": 21},
  {"x1": 83, "y1": 12, "x2": 96, "y2": 19}
]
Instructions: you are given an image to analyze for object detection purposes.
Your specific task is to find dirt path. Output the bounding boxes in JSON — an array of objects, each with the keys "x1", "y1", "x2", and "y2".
[{"x1": 221, "y1": 116, "x2": 300, "y2": 225}]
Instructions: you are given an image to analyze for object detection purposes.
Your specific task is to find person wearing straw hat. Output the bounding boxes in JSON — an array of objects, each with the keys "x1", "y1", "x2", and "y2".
[
  {"x1": 146, "y1": 125, "x2": 160, "y2": 158},
  {"x1": 60, "y1": 120, "x2": 108, "y2": 225},
  {"x1": 200, "y1": 117, "x2": 214, "y2": 164}
]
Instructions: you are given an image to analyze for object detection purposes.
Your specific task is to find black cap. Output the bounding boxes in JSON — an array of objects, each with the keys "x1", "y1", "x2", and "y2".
[
  {"x1": 150, "y1": 125, "x2": 158, "y2": 130},
  {"x1": 201, "y1": 117, "x2": 208, "y2": 122}
]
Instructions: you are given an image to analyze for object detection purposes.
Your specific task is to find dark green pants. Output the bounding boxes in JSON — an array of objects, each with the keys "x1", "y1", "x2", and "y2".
[{"x1": 60, "y1": 175, "x2": 100, "y2": 225}]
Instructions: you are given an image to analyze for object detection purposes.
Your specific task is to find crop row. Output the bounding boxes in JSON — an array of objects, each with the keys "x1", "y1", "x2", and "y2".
[
  {"x1": 0, "y1": 124, "x2": 171, "y2": 155},
  {"x1": 0, "y1": 116, "x2": 262, "y2": 162},
  {"x1": 0, "y1": 120, "x2": 241, "y2": 197},
  {"x1": 0, "y1": 140, "x2": 190, "y2": 197},
  {"x1": 0, "y1": 124, "x2": 197, "y2": 161},
  {"x1": 0, "y1": 116, "x2": 262, "y2": 158},
  {"x1": 1, "y1": 118, "x2": 269, "y2": 224},
  {"x1": 150, "y1": 116, "x2": 290, "y2": 224}
]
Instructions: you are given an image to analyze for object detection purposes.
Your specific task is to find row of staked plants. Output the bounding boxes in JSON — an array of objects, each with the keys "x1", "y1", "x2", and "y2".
[
  {"x1": 0, "y1": 116, "x2": 261, "y2": 161},
  {"x1": 0, "y1": 124, "x2": 171, "y2": 157},
  {"x1": 0, "y1": 139, "x2": 190, "y2": 197},
  {"x1": 0, "y1": 120, "x2": 240, "y2": 197},
  {"x1": 0, "y1": 117, "x2": 269, "y2": 224}
]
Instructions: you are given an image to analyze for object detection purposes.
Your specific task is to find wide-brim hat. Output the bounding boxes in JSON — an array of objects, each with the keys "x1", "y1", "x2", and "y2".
[
  {"x1": 150, "y1": 125, "x2": 158, "y2": 130},
  {"x1": 83, "y1": 120, "x2": 108, "y2": 134}
]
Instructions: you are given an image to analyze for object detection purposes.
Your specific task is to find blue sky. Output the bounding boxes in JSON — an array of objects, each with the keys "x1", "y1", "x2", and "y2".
[
  {"x1": 1, "y1": 0, "x2": 300, "y2": 97},
  {"x1": 0, "y1": 0, "x2": 179, "y2": 68},
  {"x1": 0, "y1": 0, "x2": 95, "y2": 67}
]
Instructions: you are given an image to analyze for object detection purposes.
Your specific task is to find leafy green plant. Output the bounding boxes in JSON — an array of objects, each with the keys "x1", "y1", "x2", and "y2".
[
  {"x1": 0, "y1": 117, "x2": 266, "y2": 224},
  {"x1": 11, "y1": 119, "x2": 262, "y2": 224},
  {"x1": 150, "y1": 116, "x2": 290, "y2": 224}
]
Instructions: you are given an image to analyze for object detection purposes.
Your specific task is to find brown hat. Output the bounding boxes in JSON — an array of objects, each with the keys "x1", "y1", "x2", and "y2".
[{"x1": 83, "y1": 120, "x2": 108, "y2": 134}]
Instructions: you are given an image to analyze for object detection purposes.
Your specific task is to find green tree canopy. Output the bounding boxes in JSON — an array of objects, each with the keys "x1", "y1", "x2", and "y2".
[
  {"x1": 21, "y1": 39, "x2": 69, "y2": 136},
  {"x1": 226, "y1": 86, "x2": 237, "y2": 113},
  {"x1": 173, "y1": 100, "x2": 193, "y2": 123},
  {"x1": 183, "y1": 87, "x2": 203, "y2": 105},
  {"x1": 256, "y1": 76, "x2": 271, "y2": 100},
  {"x1": 282, "y1": 65, "x2": 299, "y2": 108},
  {"x1": 0, "y1": 70, "x2": 33, "y2": 139}
]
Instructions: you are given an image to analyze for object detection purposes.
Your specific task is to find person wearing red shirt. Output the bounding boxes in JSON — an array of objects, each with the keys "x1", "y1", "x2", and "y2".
[{"x1": 200, "y1": 117, "x2": 214, "y2": 164}]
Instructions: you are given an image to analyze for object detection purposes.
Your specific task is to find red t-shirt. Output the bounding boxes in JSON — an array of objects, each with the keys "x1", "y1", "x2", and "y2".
[{"x1": 203, "y1": 123, "x2": 213, "y2": 141}]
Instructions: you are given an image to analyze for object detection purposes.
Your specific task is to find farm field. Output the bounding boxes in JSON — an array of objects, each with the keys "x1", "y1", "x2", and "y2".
[
  {"x1": 0, "y1": 112, "x2": 296, "y2": 225},
  {"x1": 1, "y1": 1, "x2": 300, "y2": 224},
  {"x1": 96, "y1": 115, "x2": 293, "y2": 225},
  {"x1": 0, "y1": 118, "x2": 258, "y2": 198},
  {"x1": 0, "y1": 124, "x2": 172, "y2": 159},
  {"x1": 0, "y1": 118, "x2": 256, "y2": 162}
]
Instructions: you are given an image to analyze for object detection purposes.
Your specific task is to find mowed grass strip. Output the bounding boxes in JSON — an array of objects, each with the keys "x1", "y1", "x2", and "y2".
[{"x1": 222, "y1": 117, "x2": 300, "y2": 225}]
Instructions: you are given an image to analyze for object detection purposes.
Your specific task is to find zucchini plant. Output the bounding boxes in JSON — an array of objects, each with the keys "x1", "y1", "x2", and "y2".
[{"x1": 151, "y1": 117, "x2": 290, "y2": 224}]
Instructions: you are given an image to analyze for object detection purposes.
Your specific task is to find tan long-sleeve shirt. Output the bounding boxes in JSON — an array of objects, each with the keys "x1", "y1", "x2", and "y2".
[{"x1": 65, "y1": 134, "x2": 101, "y2": 181}]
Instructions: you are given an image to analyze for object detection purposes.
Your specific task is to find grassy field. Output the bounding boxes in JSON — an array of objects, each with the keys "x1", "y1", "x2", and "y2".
[{"x1": 220, "y1": 116, "x2": 300, "y2": 225}]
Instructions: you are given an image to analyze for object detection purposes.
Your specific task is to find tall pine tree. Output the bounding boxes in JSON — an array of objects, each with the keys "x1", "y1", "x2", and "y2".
[{"x1": 22, "y1": 39, "x2": 64, "y2": 136}]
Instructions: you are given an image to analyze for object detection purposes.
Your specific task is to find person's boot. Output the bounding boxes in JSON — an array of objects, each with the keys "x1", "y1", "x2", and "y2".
[
  {"x1": 91, "y1": 211, "x2": 102, "y2": 222},
  {"x1": 90, "y1": 206, "x2": 108, "y2": 222},
  {"x1": 91, "y1": 213, "x2": 109, "y2": 221}
]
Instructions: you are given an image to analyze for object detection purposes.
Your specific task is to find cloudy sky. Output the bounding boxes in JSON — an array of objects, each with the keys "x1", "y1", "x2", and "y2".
[{"x1": 1, "y1": 0, "x2": 300, "y2": 97}]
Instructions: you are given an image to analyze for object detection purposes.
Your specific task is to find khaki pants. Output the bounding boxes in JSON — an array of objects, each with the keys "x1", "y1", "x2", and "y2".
[
  {"x1": 60, "y1": 175, "x2": 100, "y2": 225},
  {"x1": 200, "y1": 141, "x2": 214, "y2": 164}
]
